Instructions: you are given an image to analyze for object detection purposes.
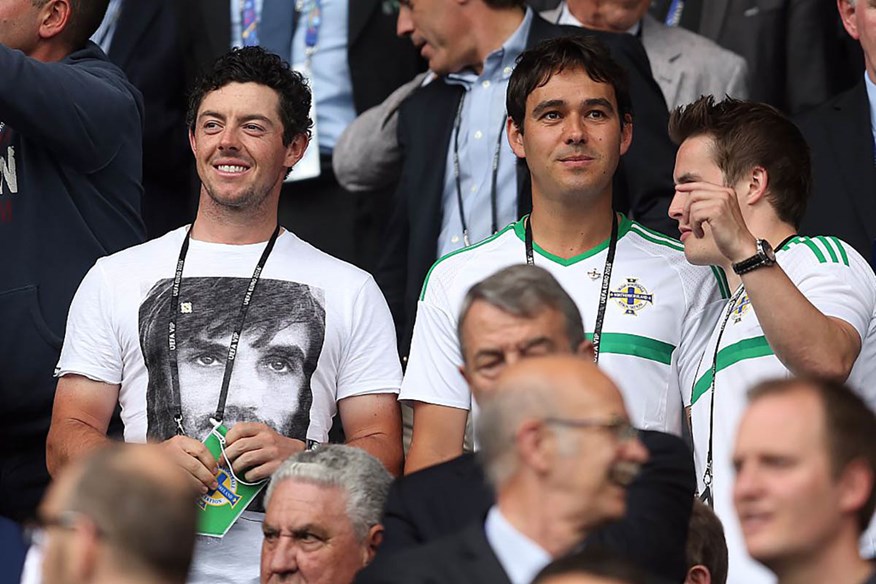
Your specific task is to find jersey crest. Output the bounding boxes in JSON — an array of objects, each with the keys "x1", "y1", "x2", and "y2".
[
  {"x1": 609, "y1": 277, "x2": 654, "y2": 315},
  {"x1": 731, "y1": 293, "x2": 752, "y2": 324}
]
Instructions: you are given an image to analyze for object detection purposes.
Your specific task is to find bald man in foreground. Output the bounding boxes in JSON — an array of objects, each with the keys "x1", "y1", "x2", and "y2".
[
  {"x1": 360, "y1": 355, "x2": 650, "y2": 584},
  {"x1": 34, "y1": 445, "x2": 197, "y2": 584}
]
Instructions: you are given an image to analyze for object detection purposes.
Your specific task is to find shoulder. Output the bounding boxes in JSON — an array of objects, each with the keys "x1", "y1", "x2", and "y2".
[
  {"x1": 781, "y1": 235, "x2": 860, "y2": 268},
  {"x1": 94, "y1": 227, "x2": 186, "y2": 275},
  {"x1": 641, "y1": 14, "x2": 744, "y2": 67},
  {"x1": 279, "y1": 231, "x2": 375, "y2": 287},
  {"x1": 419, "y1": 223, "x2": 518, "y2": 302},
  {"x1": 796, "y1": 82, "x2": 865, "y2": 128},
  {"x1": 625, "y1": 220, "x2": 731, "y2": 300}
]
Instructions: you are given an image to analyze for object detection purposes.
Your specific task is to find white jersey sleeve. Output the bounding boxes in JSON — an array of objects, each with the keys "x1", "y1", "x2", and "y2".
[
  {"x1": 784, "y1": 237, "x2": 875, "y2": 341},
  {"x1": 399, "y1": 274, "x2": 470, "y2": 410},
  {"x1": 335, "y1": 275, "x2": 403, "y2": 400},
  {"x1": 56, "y1": 259, "x2": 124, "y2": 384}
]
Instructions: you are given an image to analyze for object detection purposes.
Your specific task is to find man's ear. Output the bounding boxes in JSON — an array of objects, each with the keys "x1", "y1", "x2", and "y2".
[
  {"x1": 362, "y1": 524, "x2": 384, "y2": 566},
  {"x1": 838, "y1": 0, "x2": 859, "y2": 40},
  {"x1": 507, "y1": 117, "x2": 526, "y2": 159},
  {"x1": 189, "y1": 128, "x2": 198, "y2": 156},
  {"x1": 516, "y1": 419, "x2": 554, "y2": 475},
  {"x1": 575, "y1": 339, "x2": 595, "y2": 362},
  {"x1": 284, "y1": 133, "x2": 310, "y2": 169},
  {"x1": 741, "y1": 166, "x2": 769, "y2": 207},
  {"x1": 837, "y1": 459, "x2": 874, "y2": 521},
  {"x1": 38, "y1": 0, "x2": 71, "y2": 41},
  {"x1": 684, "y1": 564, "x2": 712, "y2": 584},
  {"x1": 619, "y1": 114, "x2": 633, "y2": 156}
]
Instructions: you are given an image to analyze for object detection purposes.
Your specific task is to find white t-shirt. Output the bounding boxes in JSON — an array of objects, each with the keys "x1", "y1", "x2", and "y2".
[
  {"x1": 401, "y1": 216, "x2": 727, "y2": 438},
  {"x1": 688, "y1": 235, "x2": 876, "y2": 584},
  {"x1": 57, "y1": 226, "x2": 402, "y2": 584}
]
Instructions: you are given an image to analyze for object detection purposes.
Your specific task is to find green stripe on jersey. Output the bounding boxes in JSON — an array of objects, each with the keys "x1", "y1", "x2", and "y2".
[
  {"x1": 710, "y1": 266, "x2": 730, "y2": 299},
  {"x1": 419, "y1": 223, "x2": 516, "y2": 301},
  {"x1": 828, "y1": 236, "x2": 850, "y2": 266},
  {"x1": 629, "y1": 223, "x2": 684, "y2": 252},
  {"x1": 585, "y1": 332, "x2": 675, "y2": 365},
  {"x1": 690, "y1": 336, "x2": 774, "y2": 405},
  {"x1": 816, "y1": 236, "x2": 839, "y2": 263}
]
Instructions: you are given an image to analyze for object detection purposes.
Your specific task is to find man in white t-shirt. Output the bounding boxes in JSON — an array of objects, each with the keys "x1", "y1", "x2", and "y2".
[
  {"x1": 401, "y1": 35, "x2": 726, "y2": 473},
  {"x1": 44, "y1": 46, "x2": 403, "y2": 584},
  {"x1": 667, "y1": 95, "x2": 876, "y2": 584}
]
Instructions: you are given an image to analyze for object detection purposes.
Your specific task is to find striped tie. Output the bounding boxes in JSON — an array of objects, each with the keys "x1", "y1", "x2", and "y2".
[{"x1": 241, "y1": 0, "x2": 259, "y2": 46}]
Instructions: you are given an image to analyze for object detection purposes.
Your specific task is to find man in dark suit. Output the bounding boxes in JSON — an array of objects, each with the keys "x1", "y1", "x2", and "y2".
[
  {"x1": 178, "y1": 0, "x2": 423, "y2": 269},
  {"x1": 378, "y1": 0, "x2": 678, "y2": 360},
  {"x1": 362, "y1": 265, "x2": 695, "y2": 583},
  {"x1": 98, "y1": 0, "x2": 196, "y2": 238},
  {"x1": 651, "y1": 0, "x2": 847, "y2": 115},
  {"x1": 359, "y1": 353, "x2": 652, "y2": 584},
  {"x1": 796, "y1": 0, "x2": 876, "y2": 269}
]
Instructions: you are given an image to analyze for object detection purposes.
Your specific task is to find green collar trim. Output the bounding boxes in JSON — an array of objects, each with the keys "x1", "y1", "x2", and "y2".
[{"x1": 513, "y1": 214, "x2": 633, "y2": 266}]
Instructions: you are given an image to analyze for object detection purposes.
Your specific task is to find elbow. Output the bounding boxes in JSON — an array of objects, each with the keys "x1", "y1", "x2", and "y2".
[
  {"x1": 45, "y1": 425, "x2": 65, "y2": 478},
  {"x1": 793, "y1": 355, "x2": 854, "y2": 383}
]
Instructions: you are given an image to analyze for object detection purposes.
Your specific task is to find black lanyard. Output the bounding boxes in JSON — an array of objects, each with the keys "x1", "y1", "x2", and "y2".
[
  {"x1": 167, "y1": 224, "x2": 281, "y2": 436},
  {"x1": 452, "y1": 91, "x2": 504, "y2": 246},
  {"x1": 698, "y1": 234, "x2": 794, "y2": 506},
  {"x1": 524, "y1": 213, "x2": 619, "y2": 363}
]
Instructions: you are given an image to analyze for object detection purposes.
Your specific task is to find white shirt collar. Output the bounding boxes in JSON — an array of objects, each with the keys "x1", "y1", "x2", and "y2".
[
  {"x1": 484, "y1": 506, "x2": 552, "y2": 584},
  {"x1": 864, "y1": 71, "x2": 876, "y2": 153}
]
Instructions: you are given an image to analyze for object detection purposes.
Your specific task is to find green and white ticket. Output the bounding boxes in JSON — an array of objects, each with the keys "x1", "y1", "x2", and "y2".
[{"x1": 196, "y1": 423, "x2": 267, "y2": 538}]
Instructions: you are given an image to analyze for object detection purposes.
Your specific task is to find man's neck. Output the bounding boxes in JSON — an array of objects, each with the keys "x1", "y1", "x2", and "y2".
[
  {"x1": 528, "y1": 196, "x2": 615, "y2": 260},
  {"x1": 722, "y1": 220, "x2": 796, "y2": 290},
  {"x1": 469, "y1": 6, "x2": 526, "y2": 74},
  {"x1": 496, "y1": 486, "x2": 587, "y2": 558},
  {"x1": 774, "y1": 534, "x2": 873, "y2": 584},
  {"x1": 190, "y1": 200, "x2": 280, "y2": 245}
]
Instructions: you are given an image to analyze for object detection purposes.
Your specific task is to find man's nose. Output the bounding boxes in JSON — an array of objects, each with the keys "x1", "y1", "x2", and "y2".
[
  {"x1": 564, "y1": 115, "x2": 587, "y2": 145},
  {"x1": 397, "y1": 5, "x2": 413, "y2": 38},
  {"x1": 667, "y1": 189, "x2": 685, "y2": 222},
  {"x1": 268, "y1": 536, "x2": 299, "y2": 576},
  {"x1": 218, "y1": 126, "x2": 241, "y2": 150}
]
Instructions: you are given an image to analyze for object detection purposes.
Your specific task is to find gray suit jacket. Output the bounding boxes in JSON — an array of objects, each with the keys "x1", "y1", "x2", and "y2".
[{"x1": 538, "y1": 7, "x2": 749, "y2": 109}]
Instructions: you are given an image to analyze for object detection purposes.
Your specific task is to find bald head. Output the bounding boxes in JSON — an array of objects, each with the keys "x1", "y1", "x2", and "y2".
[{"x1": 40, "y1": 445, "x2": 197, "y2": 584}]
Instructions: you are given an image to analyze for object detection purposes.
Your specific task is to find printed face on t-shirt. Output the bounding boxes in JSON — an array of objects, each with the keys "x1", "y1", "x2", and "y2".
[
  {"x1": 139, "y1": 276, "x2": 326, "y2": 443},
  {"x1": 178, "y1": 320, "x2": 313, "y2": 439}
]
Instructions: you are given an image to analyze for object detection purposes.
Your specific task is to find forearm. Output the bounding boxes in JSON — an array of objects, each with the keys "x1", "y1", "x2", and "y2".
[
  {"x1": 46, "y1": 418, "x2": 111, "y2": 477},
  {"x1": 346, "y1": 432, "x2": 404, "y2": 477},
  {"x1": 744, "y1": 266, "x2": 860, "y2": 379}
]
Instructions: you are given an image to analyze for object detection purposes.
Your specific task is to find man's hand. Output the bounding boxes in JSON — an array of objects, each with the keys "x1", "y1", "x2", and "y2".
[
  {"x1": 675, "y1": 181, "x2": 757, "y2": 263},
  {"x1": 159, "y1": 435, "x2": 219, "y2": 494},
  {"x1": 223, "y1": 422, "x2": 306, "y2": 482}
]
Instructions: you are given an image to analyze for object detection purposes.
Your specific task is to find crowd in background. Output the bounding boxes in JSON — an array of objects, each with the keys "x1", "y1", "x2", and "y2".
[{"x1": 2, "y1": 1, "x2": 876, "y2": 583}]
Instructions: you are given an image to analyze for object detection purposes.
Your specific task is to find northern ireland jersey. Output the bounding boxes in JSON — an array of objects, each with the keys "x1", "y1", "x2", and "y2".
[
  {"x1": 689, "y1": 235, "x2": 876, "y2": 584},
  {"x1": 401, "y1": 215, "x2": 728, "y2": 437}
]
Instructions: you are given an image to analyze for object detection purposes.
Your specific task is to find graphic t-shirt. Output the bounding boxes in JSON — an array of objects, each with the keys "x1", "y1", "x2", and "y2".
[
  {"x1": 401, "y1": 216, "x2": 727, "y2": 439},
  {"x1": 689, "y1": 235, "x2": 876, "y2": 584},
  {"x1": 57, "y1": 226, "x2": 402, "y2": 584}
]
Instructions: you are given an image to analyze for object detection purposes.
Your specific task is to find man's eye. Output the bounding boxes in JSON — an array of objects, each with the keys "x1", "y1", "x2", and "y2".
[
  {"x1": 587, "y1": 110, "x2": 606, "y2": 119},
  {"x1": 243, "y1": 124, "x2": 264, "y2": 132},
  {"x1": 262, "y1": 354, "x2": 300, "y2": 374},
  {"x1": 263, "y1": 529, "x2": 279, "y2": 543},
  {"x1": 542, "y1": 111, "x2": 560, "y2": 120},
  {"x1": 194, "y1": 353, "x2": 224, "y2": 367}
]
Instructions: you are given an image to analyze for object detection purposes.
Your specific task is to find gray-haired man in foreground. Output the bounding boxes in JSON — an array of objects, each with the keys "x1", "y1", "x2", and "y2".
[{"x1": 260, "y1": 445, "x2": 392, "y2": 584}]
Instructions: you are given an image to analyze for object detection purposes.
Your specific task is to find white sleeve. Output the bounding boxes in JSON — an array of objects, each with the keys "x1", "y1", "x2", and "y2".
[
  {"x1": 335, "y1": 276, "x2": 403, "y2": 400},
  {"x1": 398, "y1": 284, "x2": 470, "y2": 410},
  {"x1": 789, "y1": 255, "x2": 874, "y2": 342},
  {"x1": 55, "y1": 260, "x2": 124, "y2": 384}
]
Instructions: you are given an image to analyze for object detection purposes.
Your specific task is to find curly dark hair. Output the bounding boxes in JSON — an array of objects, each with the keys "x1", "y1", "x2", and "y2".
[{"x1": 186, "y1": 46, "x2": 312, "y2": 146}]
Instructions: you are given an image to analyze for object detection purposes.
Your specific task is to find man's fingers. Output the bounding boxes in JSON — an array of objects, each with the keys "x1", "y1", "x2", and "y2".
[
  {"x1": 224, "y1": 421, "x2": 269, "y2": 443},
  {"x1": 161, "y1": 436, "x2": 218, "y2": 493}
]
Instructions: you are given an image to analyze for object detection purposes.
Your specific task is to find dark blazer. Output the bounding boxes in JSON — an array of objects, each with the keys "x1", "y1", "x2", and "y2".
[
  {"x1": 694, "y1": 0, "x2": 839, "y2": 114},
  {"x1": 180, "y1": 0, "x2": 422, "y2": 116},
  {"x1": 796, "y1": 81, "x2": 876, "y2": 269},
  {"x1": 357, "y1": 521, "x2": 511, "y2": 584},
  {"x1": 109, "y1": 0, "x2": 196, "y2": 238},
  {"x1": 374, "y1": 430, "x2": 695, "y2": 583},
  {"x1": 377, "y1": 14, "x2": 678, "y2": 356}
]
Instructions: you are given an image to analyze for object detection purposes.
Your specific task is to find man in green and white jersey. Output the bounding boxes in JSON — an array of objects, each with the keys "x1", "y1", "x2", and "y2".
[
  {"x1": 400, "y1": 36, "x2": 727, "y2": 474},
  {"x1": 668, "y1": 96, "x2": 876, "y2": 584}
]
